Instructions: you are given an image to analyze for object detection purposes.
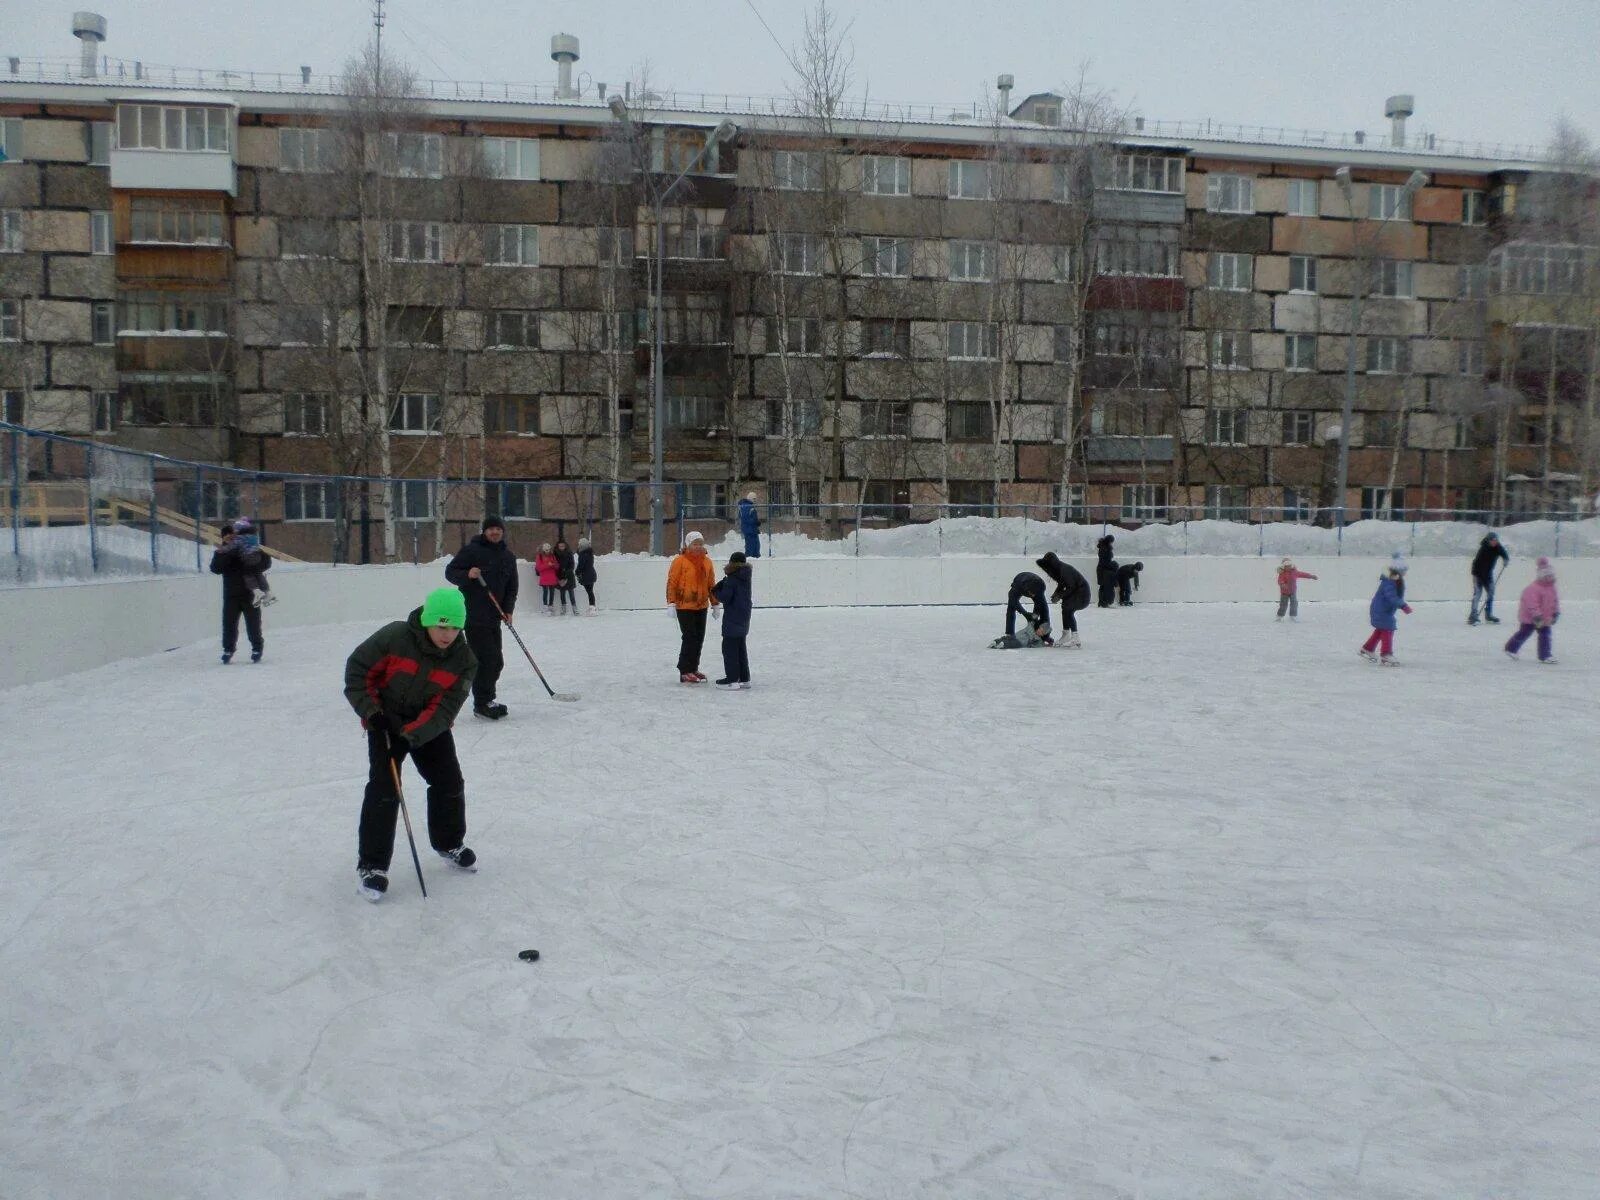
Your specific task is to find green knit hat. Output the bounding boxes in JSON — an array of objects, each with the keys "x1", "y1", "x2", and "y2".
[{"x1": 420, "y1": 586, "x2": 467, "y2": 629}]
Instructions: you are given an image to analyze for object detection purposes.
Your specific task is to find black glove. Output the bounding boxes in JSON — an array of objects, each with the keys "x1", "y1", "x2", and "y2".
[{"x1": 367, "y1": 712, "x2": 395, "y2": 735}]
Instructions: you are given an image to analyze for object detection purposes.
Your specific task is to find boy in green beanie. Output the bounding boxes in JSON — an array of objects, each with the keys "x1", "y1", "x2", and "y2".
[{"x1": 342, "y1": 587, "x2": 479, "y2": 901}]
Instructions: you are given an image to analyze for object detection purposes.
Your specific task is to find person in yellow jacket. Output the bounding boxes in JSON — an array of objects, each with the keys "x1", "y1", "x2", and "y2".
[{"x1": 666, "y1": 530, "x2": 719, "y2": 683}]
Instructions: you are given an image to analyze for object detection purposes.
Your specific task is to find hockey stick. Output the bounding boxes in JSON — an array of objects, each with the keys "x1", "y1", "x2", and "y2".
[
  {"x1": 386, "y1": 735, "x2": 428, "y2": 899},
  {"x1": 480, "y1": 578, "x2": 579, "y2": 702}
]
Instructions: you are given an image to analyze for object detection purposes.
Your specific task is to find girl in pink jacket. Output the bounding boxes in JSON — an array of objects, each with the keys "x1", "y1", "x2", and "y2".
[
  {"x1": 1275, "y1": 558, "x2": 1318, "y2": 621},
  {"x1": 1504, "y1": 557, "x2": 1560, "y2": 663},
  {"x1": 534, "y1": 543, "x2": 559, "y2": 615}
]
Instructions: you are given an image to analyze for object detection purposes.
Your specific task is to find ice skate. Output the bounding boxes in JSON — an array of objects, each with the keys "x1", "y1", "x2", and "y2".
[
  {"x1": 680, "y1": 672, "x2": 700, "y2": 685},
  {"x1": 473, "y1": 701, "x2": 508, "y2": 720},
  {"x1": 715, "y1": 677, "x2": 736, "y2": 689},
  {"x1": 220, "y1": 651, "x2": 233, "y2": 664},
  {"x1": 358, "y1": 867, "x2": 388, "y2": 902},
  {"x1": 1358, "y1": 648, "x2": 1377, "y2": 662},
  {"x1": 1379, "y1": 654, "x2": 1400, "y2": 667},
  {"x1": 1539, "y1": 657, "x2": 1558, "y2": 665},
  {"x1": 1505, "y1": 649, "x2": 1520, "y2": 661},
  {"x1": 250, "y1": 649, "x2": 263, "y2": 663},
  {"x1": 437, "y1": 845, "x2": 477, "y2": 872}
]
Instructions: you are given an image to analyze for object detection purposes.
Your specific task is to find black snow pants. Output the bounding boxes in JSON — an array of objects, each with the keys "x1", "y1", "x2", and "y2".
[
  {"x1": 222, "y1": 593, "x2": 264, "y2": 655},
  {"x1": 676, "y1": 608, "x2": 708, "y2": 674},
  {"x1": 464, "y1": 623, "x2": 504, "y2": 708},
  {"x1": 1096, "y1": 565, "x2": 1117, "y2": 608},
  {"x1": 358, "y1": 729, "x2": 466, "y2": 871}
]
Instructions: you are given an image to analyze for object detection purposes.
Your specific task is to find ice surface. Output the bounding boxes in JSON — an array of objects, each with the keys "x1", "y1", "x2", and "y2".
[{"x1": 2, "y1": 602, "x2": 1597, "y2": 1198}]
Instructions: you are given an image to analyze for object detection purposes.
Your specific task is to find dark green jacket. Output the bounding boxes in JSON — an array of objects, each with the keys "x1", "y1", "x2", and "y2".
[{"x1": 343, "y1": 608, "x2": 477, "y2": 747}]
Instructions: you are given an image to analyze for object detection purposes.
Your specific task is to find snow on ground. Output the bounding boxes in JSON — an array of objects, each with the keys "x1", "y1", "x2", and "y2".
[{"x1": 2, "y1": 601, "x2": 1598, "y2": 1199}]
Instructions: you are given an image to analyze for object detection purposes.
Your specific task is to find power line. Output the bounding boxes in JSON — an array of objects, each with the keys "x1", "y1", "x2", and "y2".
[{"x1": 740, "y1": 0, "x2": 802, "y2": 78}]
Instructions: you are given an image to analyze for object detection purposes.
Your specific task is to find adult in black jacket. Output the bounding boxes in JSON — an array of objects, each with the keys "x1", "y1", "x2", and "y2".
[
  {"x1": 444, "y1": 516, "x2": 519, "y2": 718},
  {"x1": 553, "y1": 538, "x2": 578, "y2": 614},
  {"x1": 1468, "y1": 531, "x2": 1509, "y2": 625},
  {"x1": 1036, "y1": 551, "x2": 1090, "y2": 639},
  {"x1": 1004, "y1": 571, "x2": 1052, "y2": 640},
  {"x1": 1095, "y1": 534, "x2": 1118, "y2": 608},
  {"x1": 575, "y1": 536, "x2": 598, "y2": 612},
  {"x1": 710, "y1": 552, "x2": 754, "y2": 687},
  {"x1": 1116, "y1": 560, "x2": 1144, "y2": 605},
  {"x1": 209, "y1": 527, "x2": 271, "y2": 663}
]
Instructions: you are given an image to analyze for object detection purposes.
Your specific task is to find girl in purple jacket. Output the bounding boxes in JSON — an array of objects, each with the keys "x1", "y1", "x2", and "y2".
[
  {"x1": 1359, "y1": 559, "x2": 1413, "y2": 665},
  {"x1": 1504, "y1": 557, "x2": 1560, "y2": 664}
]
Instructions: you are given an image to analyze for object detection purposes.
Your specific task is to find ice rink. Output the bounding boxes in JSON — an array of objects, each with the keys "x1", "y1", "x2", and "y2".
[{"x1": 3, "y1": 599, "x2": 1597, "y2": 1199}]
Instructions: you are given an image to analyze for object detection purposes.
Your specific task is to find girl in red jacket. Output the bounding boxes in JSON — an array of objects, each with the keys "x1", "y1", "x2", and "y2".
[
  {"x1": 534, "y1": 543, "x2": 559, "y2": 615},
  {"x1": 1275, "y1": 558, "x2": 1318, "y2": 621}
]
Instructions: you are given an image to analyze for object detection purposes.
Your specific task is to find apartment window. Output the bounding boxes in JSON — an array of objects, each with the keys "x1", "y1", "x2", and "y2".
[
  {"x1": 1360, "y1": 486, "x2": 1402, "y2": 520},
  {"x1": 1458, "y1": 341, "x2": 1485, "y2": 375},
  {"x1": 779, "y1": 233, "x2": 822, "y2": 275},
  {"x1": 665, "y1": 393, "x2": 726, "y2": 429},
  {"x1": 1285, "y1": 179, "x2": 1319, "y2": 217},
  {"x1": 1109, "y1": 154, "x2": 1183, "y2": 193},
  {"x1": 280, "y1": 220, "x2": 337, "y2": 259},
  {"x1": 948, "y1": 479, "x2": 996, "y2": 516},
  {"x1": 947, "y1": 401, "x2": 993, "y2": 441},
  {"x1": 87, "y1": 121, "x2": 112, "y2": 166},
  {"x1": 116, "y1": 104, "x2": 230, "y2": 152},
  {"x1": 1514, "y1": 414, "x2": 1544, "y2": 446},
  {"x1": 1288, "y1": 255, "x2": 1318, "y2": 293},
  {"x1": 1205, "y1": 173, "x2": 1254, "y2": 214},
  {"x1": 386, "y1": 132, "x2": 443, "y2": 178},
  {"x1": 390, "y1": 479, "x2": 436, "y2": 522},
  {"x1": 177, "y1": 481, "x2": 242, "y2": 522},
  {"x1": 278, "y1": 304, "x2": 330, "y2": 346},
  {"x1": 860, "y1": 318, "x2": 909, "y2": 358},
  {"x1": 88, "y1": 210, "x2": 113, "y2": 255},
  {"x1": 283, "y1": 392, "x2": 330, "y2": 435},
  {"x1": 0, "y1": 299, "x2": 17, "y2": 341},
  {"x1": 1368, "y1": 184, "x2": 1413, "y2": 221},
  {"x1": 1370, "y1": 259, "x2": 1413, "y2": 298},
  {"x1": 948, "y1": 240, "x2": 994, "y2": 282},
  {"x1": 1281, "y1": 333, "x2": 1316, "y2": 371},
  {"x1": 1453, "y1": 418, "x2": 1475, "y2": 450},
  {"x1": 481, "y1": 137, "x2": 540, "y2": 181},
  {"x1": 597, "y1": 226, "x2": 633, "y2": 265},
  {"x1": 279, "y1": 127, "x2": 333, "y2": 172},
  {"x1": 487, "y1": 311, "x2": 540, "y2": 349},
  {"x1": 386, "y1": 306, "x2": 442, "y2": 345},
  {"x1": 769, "y1": 317, "x2": 822, "y2": 356},
  {"x1": 680, "y1": 482, "x2": 729, "y2": 520},
  {"x1": 483, "y1": 224, "x2": 538, "y2": 266},
  {"x1": 947, "y1": 321, "x2": 998, "y2": 360},
  {"x1": 1095, "y1": 225, "x2": 1180, "y2": 277},
  {"x1": 1209, "y1": 331, "x2": 1250, "y2": 369},
  {"x1": 772, "y1": 150, "x2": 822, "y2": 191},
  {"x1": 1054, "y1": 324, "x2": 1077, "y2": 363},
  {"x1": 1209, "y1": 408, "x2": 1248, "y2": 445},
  {"x1": 1206, "y1": 484, "x2": 1251, "y2": 520},
  {"x1": 1282, "y1": 410, "x2": 1315, "y2": 445},
  {"x1": 92, "y1": 390, "x2": 116, "y2": 433},
  {"x1": 861, "y1": 155, "x2": 910, "y2": 196},
  {"x1": 1208, "y1": 252, "x2": 1252, "y2": 291},
  {"x1": 91, "y1": 302, "x2": 115, "y2": 345},
  {"x1": 1282, "y1": 487, "x2": 1312, "y2": 520},
  {"x1": 284, "y1": 481, "x2": 334, "y2": 521},
  {"x1": 655, "y1": 294, "x2": 725, "y2": 346},
  {"x1": 1458, "y1": 264, "x2": 1488, "y2": 299},
  {"x1": 766, "y1": 398, "x2": 822, "y2": 436},
  {"x1": 129, "y1": 197, "x2": 226, "y2": 245},
  {"x1": 1490, "y1": 243, "x2": 1587, "y2": 296},
  {"x1": 482, "y1": 394, "x2": 540, "y2": 435},
  {"x1": 120, "y1": 375, "x2": 228, "y2": 426},
  {"x1": 767, "y1": 480, "x2": 821, "y2": 520},
  {"x1": 1, "y1": 210, "x2": 22, "y2": 252},
  {"x1": 1050, "y1": 246, "x2": 1073, "y2": 282},
  {"x1": 1463, "y1": 190, "x2": 1487, "y2": 226},
  {"x1": 388, "y1": 221, "x2": 443, "y2": 263},
  {"x1": 861, "y1": 235, "x2": 910, "y2": 278},
  {"x1": 2, "y1": 390, "x2": 22, "y2": 424},
  {"x1": 947, "y1": 160, "x2": 991, "y2": 200},
  {"x1": 119, "y1": 292, "x2": 228, "y2": 335},
  {"x1": 1092, "y1": 397, "x2": 1169, "y2": 437},
  {"x1": 495, "y1": 481, "x2": 543, "y2": 520},
  {"x1": 0, "y1": 118, "x2": 24, "y2": 163},
  {"x1": 862, "y1": 481, "x2": 912, "y2": 521},
  {"x1": 859, "y1": 400, "x2": 909, "y2": 437},
  {"x1": 1365, "y1": 336, "x2": 1409, "y2": 373},
  {"x1": 1121, "y1": 484, "x2": 1168, "y2": 520},
  {"x1": 662, "y1": 213, "x2": 723, "y2": 260},
  {"x1": 389, "y1": 393, "x2": 441, "y2": 433},
  {"x1": 1052, "y1": 484, "x2": 1087, "y2": 521}
]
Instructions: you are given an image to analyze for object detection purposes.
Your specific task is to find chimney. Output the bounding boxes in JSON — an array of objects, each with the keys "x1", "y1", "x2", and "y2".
[
  {"x1": 71, "y1": 12, "x2": 106, "y2": 79},
  {"x1": 300, "y1": 65, "x2": 312, "y2": 86},
  {"x1": 1385, "y1": 94, "x2": 1414, "y2": 147},
  {"x1": 997, "y1": 73, "x2": 1014, "y2": 113},
  {"x1": 551, "y1": 33, "x2": 580, "y2": 100}
]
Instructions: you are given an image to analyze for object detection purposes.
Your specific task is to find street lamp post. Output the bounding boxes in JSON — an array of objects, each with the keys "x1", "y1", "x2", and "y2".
[{"x1": 608, "y1": 97, "x2": 737, "y2": 555}]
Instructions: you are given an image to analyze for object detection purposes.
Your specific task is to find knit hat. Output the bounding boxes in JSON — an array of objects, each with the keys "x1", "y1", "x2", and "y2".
[
  {"x1": 482, "y1": 515, "x2": 505, "y2": 532},
  {"x1": 577, "y1": 536, "x2": 591, "y2": 549},
  {"x1": 540, "y1": 542, "x2": 552, "y2": 553},
  {"x1": 1281, "y1": 557, "x2": 1294, "y2": 568},
  {"x1": 1536, "y1": 555, "x2": 1555, "y2": 581},
  {"x1": 684, "y1": 530, "x2": 705, "y2": 547},
  {"x1": 729, "y1": 551, "x2": 747, "y2": 564},
  {"x1": 420, "y1": 586, "x2": 467, "y2": 630},
  {"x1": 232, "y1": 517, "x2": 254, "y2": 533},
  {"x1": 1389, "y1": 553, "x2": 1409, "y2": 575},
  {"x1": 745, "y1": 491, "x2": 757, "y2": 502}
]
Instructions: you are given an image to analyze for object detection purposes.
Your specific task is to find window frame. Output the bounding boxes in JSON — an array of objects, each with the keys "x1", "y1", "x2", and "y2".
[
  {"x1": 1462, "y1": 190, "x2": 1487, "y2": 226},
  {"x1": 482, "y1": 394, "x2": 542, "y2": 436},
  {"x1": 1285, "y1": 179, "x2": 1319, "y2": 217},
  {"x1": 948, "y1": 239, "x2": 994, "y2": 282},
  {"x1": 1209, "y1": 330, "x2": 1251, "y2": 369},
  {"x1": 1368, "y1": 184, "x2": 1413, "y2": 222},
  {"x1": 1205, "y1": 173, "x2": 1255, "y2": 214},
  {"x1": 1, "y1": 209, "x2": 23, "y2": 253},
  {"x1": 486, "y1": 310, "x2": 541, "y2": 350},
  {"x1": 1121, "y1": 483, "x2": 1169, "y2": 521},
  {"x1": 128, "y1": 197, "x2": 226, "y2": 246},
  {"x1": 1208, "y1": 251, "x2": 1252, "y2": 291},
  {"x1": 1284, "y1": 333, "x2": 1316, "y2": 372},
  {"x1": 1365, "y1": 336, "x2": 1409, "y2": 374},
  {"x1": 946, "y1": 400, "x2": 994, "y2": 441},
  {"x1": 91, "y1": 389, "x2": 116, "y2": 433},
  {"x1": 859, "y1": 399, "x2": 910, "y2": 438},
  {"x1": 772, "y1": 150, "x2": 822, "y2": 191},
  {"x1": 484, "y1": 223, "x2": 539, "y2": 266},
  {"x1": 1281, "y1": 410, "x2": 1315, "y2": 445},
  {"x1": 1370, "y1": 259, "x2": 1414, "y2": 299},
  {"x1": 769, "y1": 316, "x2": 823, "y2": 357},
  {"x1": 860, "y1": 154, "x2": 911, "y2": 196},
  {"x1": 385, "y1": 131, "x2": 444, "y2": 179},
  {"x1": 764, "y1": 397, "x2": 822, "y2": 437},
  {"x1": 387, "y1": 220, "x2": 444, "y2": 264},
  {"x1": 860, "y1": 235, "x2": 910, "y2": 278},
  {"x1": 279, "y1": 127, "x2": 333, "y2": 173},
  {"x1": 1109, "y1": 154, "x2": 1183, "y2": 194},
  {"x1": 91, "y1": 301, "x2": 115, "y2": 346},
  {"x1": 1288, "y1": 254, "x2": 1318, "y2": 294},
  {"x1": 1208, "y1": 407, "x2": 1249, "y2": 446},
  {"x1": 947, "y1": 321, "x2": 999, "y2": 361},
  {"x1": 947, "y1": 159, "x2": 991, "y2": 200},
  {"x1": 481, "y1": 136, "x2": 541, "y2": 181},
  {"x1": 390, "y1": 479, "x2": 437, "y2": 522},
  {"x1": 860, "y1": 317, "x2": 910, "y2": 359},
  {"x1": 116, "y1": 104, "x2": 232, "y2": 153},
  {"x1": 0, "y1": 299, "x2": 18, "y2": 342},
  {"x1": 388, "y1": 392, "x2": 442, "y2": 434},
  {"x1": 283, "y1": 480, "x2": 335, "y2": 522},
  {"x1": 283, "y1": 392, "x2": 331, "y2": 436}
]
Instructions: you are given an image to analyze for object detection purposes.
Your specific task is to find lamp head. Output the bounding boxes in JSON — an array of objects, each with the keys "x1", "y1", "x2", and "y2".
[
  {"x1": 1404, "y1": 169, "x2": 1429, "y2": 193},
  {"x1": 710, "y1": 119, "x2": 738, "y2": 144},
  {"x1": 607, "y1": 95, "x2": 629, "y2": 121}
]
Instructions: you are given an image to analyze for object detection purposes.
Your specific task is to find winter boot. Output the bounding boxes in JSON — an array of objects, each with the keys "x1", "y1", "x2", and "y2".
[
  {"x1": 358, "y1": 866, "x2": 389, "y2": 902},
  {"x1": 1485, "y1": 614, "x2": 1501, "y2": 624},
  {"x1": 715, "y1": 677, "x2": 736, "y2": 688},
  {"x1": 585, "y1": 607, "x2": 598, "y2": 617},
  {"x1": 1505, "y1": 649, "x2": 1520, "y2": 661},
  {"x1": 437, "y1": 845, "x2": 477, "y2": 872}
]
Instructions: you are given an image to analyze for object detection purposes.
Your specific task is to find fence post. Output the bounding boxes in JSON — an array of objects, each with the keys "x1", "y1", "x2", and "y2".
[
  {"x1": 8, "y1": 429, "x2": 20, "y2": 577},
  {"x1": 194, "y1": 463, "x2": 204, "y2": 571},
  {"x1": 1554, "y1": 518, "x2": 1561, "y2": 559},
  {"x1": 1183, "y1": 518, "x2": 1188, "y2": 556},
  {"x1": 148, "y1": 456, "x2": 158, "y2": 573},
  {"x1": 1258, "y1": 516, "x2": 1264, "y2": 557},
  {"x1": 1409, "y1": 520, "x2": 1416, "y2": 559},
  {"x1": 85, "y1": 443, "x2": 98, "y2": 574}
]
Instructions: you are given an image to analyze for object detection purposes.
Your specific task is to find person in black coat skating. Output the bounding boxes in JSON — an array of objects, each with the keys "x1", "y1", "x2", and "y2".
[
  {"x1": 1095, "y1": 534, "x2": 1118, "y2": 608},
  {"x1": 209, "y1": 525, "x2": 271, "y2": 663},
  {"x1": 1116, "y1": 560, "x2": 1144, "y2": 605},
  {"x1": 1468, "y1": 531, "x2": 1509, "y2": 624},
  {"x1": 1003, "y1": 571, "x2": 1053, "y2": 639},
  {"x1": 553, "y1": 538, "x2": 578, "y2": 614},
  {"x1": 444, "y1": 516, "x2": 519, "y2": 718},
  {"x1": 575, "y1": 536, "x2": 599, "y2": 613},
  {"x1": 1036, "y1": 551, "x2": 1090, "y2": 644},
  {"x1": 710, "y1": 551, "x2": 754, "y2": 687}
]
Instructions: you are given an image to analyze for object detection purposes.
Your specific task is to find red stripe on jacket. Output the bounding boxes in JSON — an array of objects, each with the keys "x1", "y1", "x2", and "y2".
[{"x1": 365, "y1": 654, "x2": 419, "y2": 709}]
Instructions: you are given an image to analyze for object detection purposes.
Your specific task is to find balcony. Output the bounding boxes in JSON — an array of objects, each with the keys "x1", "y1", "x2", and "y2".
[{"x1": 1084, "y1": 435, "x2": 1175, "y2": 463}]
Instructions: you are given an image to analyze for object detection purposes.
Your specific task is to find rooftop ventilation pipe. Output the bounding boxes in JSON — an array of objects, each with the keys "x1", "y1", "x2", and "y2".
[
  {"x1": 551, "y1": 34, "x2": 580, "y2": 99},
  {"x1": 997, "y1": 73, "x2": 1014, "y2": 112},
  {"x1": 72, "y1": 12, "x2": 106, "y2": 78},
  {"x1": 1385, "y1": 94, "x2": 1414, "y2": 147}
]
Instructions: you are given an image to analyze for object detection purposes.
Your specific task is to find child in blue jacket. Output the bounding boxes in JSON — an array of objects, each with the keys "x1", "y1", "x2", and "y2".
[
  {"x1": 1359, "y1": 557, "x2": 1413, "y2": 665},
  {"x1": 711, "y1": 551, "x2": 754, "y2": 689}
]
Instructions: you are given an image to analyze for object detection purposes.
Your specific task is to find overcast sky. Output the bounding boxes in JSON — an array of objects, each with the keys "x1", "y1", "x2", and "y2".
[{"x1": 6, "y1": 0, "x2": 1596, "y2": 154}]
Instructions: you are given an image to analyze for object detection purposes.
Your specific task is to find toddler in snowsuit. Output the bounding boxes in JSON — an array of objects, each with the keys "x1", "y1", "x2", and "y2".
[
  {"x1": 230, "y1": 518, "x2": 275, "y2": 607},
  {"x1": 534, "y1": 543, "x2": 559, "y2": 614},
  {"x1": 1276, "y1": 558, "x2": 1318, "y2": 620},
  {"x1": 1504, "y1": 557, "x2": 1560, "y2": 664},
  {"x1": 1359, "y1": 558, "x2": 1413, "y2": 665},
  {"x1": 1116, "y1": 561, "x2": 1144, "y2": 606},
  {"x1": 576, "y1": 537, "x2": 598, "y2": 613}
]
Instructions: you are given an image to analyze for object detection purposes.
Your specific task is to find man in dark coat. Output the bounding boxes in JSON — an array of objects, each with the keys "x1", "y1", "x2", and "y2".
[
  {"x1": 1116, "y1": 560, "x2": 1144, "y2": 606},
  {"x1": 1468, "y1": 531, "x2": 1509, "y2": 625},
  {"x1": 711, "y1": 551, "x2": 754, "y2": 688},
  {"x1": 1095, "y1": 534, "x2": 1118, "y2": 608},
  {"x1": 444, "y1": 516, "x2": 519, "y2": 719},
  {"x1": 1036, "y1": 551, "x2": 1090, "y2": 646},
  {"x1": 343, "y1": 587, "x2": 479, "y2": 902},
  {"x1": 1003, "y1": 571, "x2": 1053, "y2": 642},
  {"x1": 209, "y1": 524, "x2": 272, "y2": 663}
]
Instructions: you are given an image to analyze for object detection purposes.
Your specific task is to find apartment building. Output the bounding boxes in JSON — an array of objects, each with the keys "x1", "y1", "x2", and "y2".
[{"x1": 1, "y1": 44, "x2": 1595, "y2": 557}]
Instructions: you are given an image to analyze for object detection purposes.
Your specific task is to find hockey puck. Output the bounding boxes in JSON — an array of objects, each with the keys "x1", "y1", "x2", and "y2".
[{"x1": 518, "y1": 949, "x2": 541, "y2": 962}]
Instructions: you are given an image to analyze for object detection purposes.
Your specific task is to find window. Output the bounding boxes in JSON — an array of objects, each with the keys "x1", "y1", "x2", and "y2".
[
  {"x1": 1282, "y1": 410, "x2": 1315, "y2": 445},
  {"x1": 1458, "y1": 264, "x2": 1488, "y2": 299},
  {"x1": 487, "y1": 311, "x2": 540, "y2": 349},
  {"x1": 860, "y1": 400, "x2": 909, "y2": 437},
  {"x1": 679, "y1": 482, "x2": 728, "y2": 520},
  {"x1": 1462, "y1": 190, "x2": 1487, "y2": 226},
  {"x1": 948, "y1": 240, "x2": 994, "y2": 282},
  {"x1": 118, "y1": 292, "x2": 228, "y2": 335},
  {"x1": 284, "y1": 481, "x2": 334, "y2": 521},
  {"x1": 862, "y1": 481, "x2": 911, "y2": 521},
  {"x1": 1368, "y1": 184, "x2": 1412, "y2": 221},
  {"x1": 1208, "y1": 252, "x2": 1252, "y2": 291},
  {"x1": 281, "y1": 220, "x2": 337, "y2": 259},
  {"x1": 665, "y1": 393, "x2": 726, "y2": 429},
  {"x1": 90, "y1": 211, "x2": 112, "y2": 255},
  {"x1": 1490, "y1": 243, "x2": 1587, "y2": 296},
  {"x1": 861, "y1": 235, "x2": 910, "y2": 278},
  {"x1": 278, "y1": 304, "x2": 329, "y2": 346},
  {"x1": 116, "y1": 104, "x2": 231, "y2": 152},
  {"x1": 388, "y1": 221, "x2": 443, "y2": 263},
  {"x1": 1209, "y1": 331, "x2": 1250, "y2": 369},
  {"x1": 1053, "y1": 161, "x2": 1088, "y2": 203},
  {"x1": 779, "y1": 233, "x2": 822, "y2": 275},
  {"x1": 1282, "y1": 487, "x2": 1312, "y2": 520},
  {"x1": 766, "y1": 398, "x2": 822, "y2": 436},
  {"x1": 1052, "y1": 484, "x2": 1087, "y2": 521},
  {"x1": 0, "y1": 299, "x2": 17, "y2": 341},
  {"x1": 484, "y1": 223, "x2": 539, "y2": 266},
  {"x1": 0, "y1": 118, "x2": 24, "y2": 163},
  {"x1": 861, "y1": 155, "x2": 910, "y2": 196},
  {"x1": 177, "y1": 480, "x2": 241, "y2": 522},
  {"x1": 120, "y1": 375, "x2": 229, "y2": 426},
  {"x1": 1284, "y1": 333, "x2": 1316, "y2": 371},
  {"x1": 766, "y1": 479, "x2": 820, "y2": 520},
  {"x1": 1109, "y1": 154, "x2": 1183, "y2": 193},
  {"x1": 661, "y1": 212, "x2": 723, "y2": 260},
  {"x1": 1209, "y1": 408, "x2": 1248, "y2": 445},
  {"x1": 129, "y1": 197, "x2": 226, "y2": 245},
  {"x1": 390, "y1": 480, "x2": 436, "y2": 522},
  {"x1": 948, "y1": 479, "x2": 996, "y2": 516},
  {"x1": 947, "y1": 321, "x2": 998, "y2": 360},
  {"x1": 597, "y1": 226, "x2": 633, "y2": 265},
  {"x1": 1458, "y1": 341, "x2": 1485, "y2": 375},
  {"x1": 481, "y1": 137, "x2": 540, "y2": 180},
  {"x1": 1513, "y1": 414, "x2": 1544, "y2": 446},
  {"x1": 1288, "y1": 255, "x2": 1317, "y2": 293},
  {"x1": 654, "y1": 294, "x2": 725, "y2": 346},
  {"x1": 947, "y1": 160, "x2": 991, "y2": 199},
  {"x1": 1032, "y1": 102, "x2": 1062, "y2": 126},
  {"x1": 92, "y1": 390, "x2": 116, "y2": 433},
  {"x1": 1050, "y1": 246, "x2": 1073, "y2": 282},
  {"x1": 1091, "y1": 397, "x2": 1170, "y2": 436},
  {"x1": 496, "y1": 481, "x2": 543, "y2": 520},
  {"x1": 861, "y1": 318, "x2": 909, "y2": 358},
  {"x1": 1095, "y1": 225, "x2": 1180, "y2": 277},
  {"x1": 1370, "y1": 259, "x2": 1413, "y2": 298},
  {"x1": 1054, "y1": 325, "x2": 1077, "y2": 363},
  {"x1": 2, "y1": 390, "x2": 22, "y2": 424},
  {"x1": 1360, "y1": 486, "x2": 1402, "y2": 520},
  {"x1": 1088, "y1": 312, "x2": 1181, "y2": 388},
  {"x1": 386, "y1": 132, "x2": 443, "y2": 178},
  {"x1": 283, "y1": 392, "x2": 330, "y2": 435},
  {"x1": 1, "y1": 210, "x2": 22, "y2": 252},
  {"x1": 279, "y1": 127, "x2": 333, "y2": 172},
  {"x1": 947, "y1": 401, "x2": 993, "y2": 441},
  {"x1": 483, "y1": 394, "x2": 540, "y2": 435},
  {"x1": 1365, "y1": 336, "x2": 1408, "y2": 373},
  {"x1": 386, "y1": 306, "x2": 442, "y2": 345},
  {"x1": 389, "y1": 393, "x2": 441, "y2": 433},
  {"x1": 1206, "y1": 485, "x2": 1251, "y2": 520},
  {"x1": 91, "y1": 302, "x2": 114, "y2": 345},
  {"x1": 1121, "y1": 484, "x2": 1169, "y2": 520},
  {"x1": 87, "y1": 121, "x2": 112, "y2": 166},
  {"x1": 769, "y1": 317, "x2": 822, "y2": 356},
  {"x1": 772, "y1": 150, "x2": 821, "y2": 191},
  {"x1": 1205, "y1": 173, "x2": 1254, "y2": 214},
  {"x1": 1285, "y1": 179, "x2": 1319, "y2": 217}
]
